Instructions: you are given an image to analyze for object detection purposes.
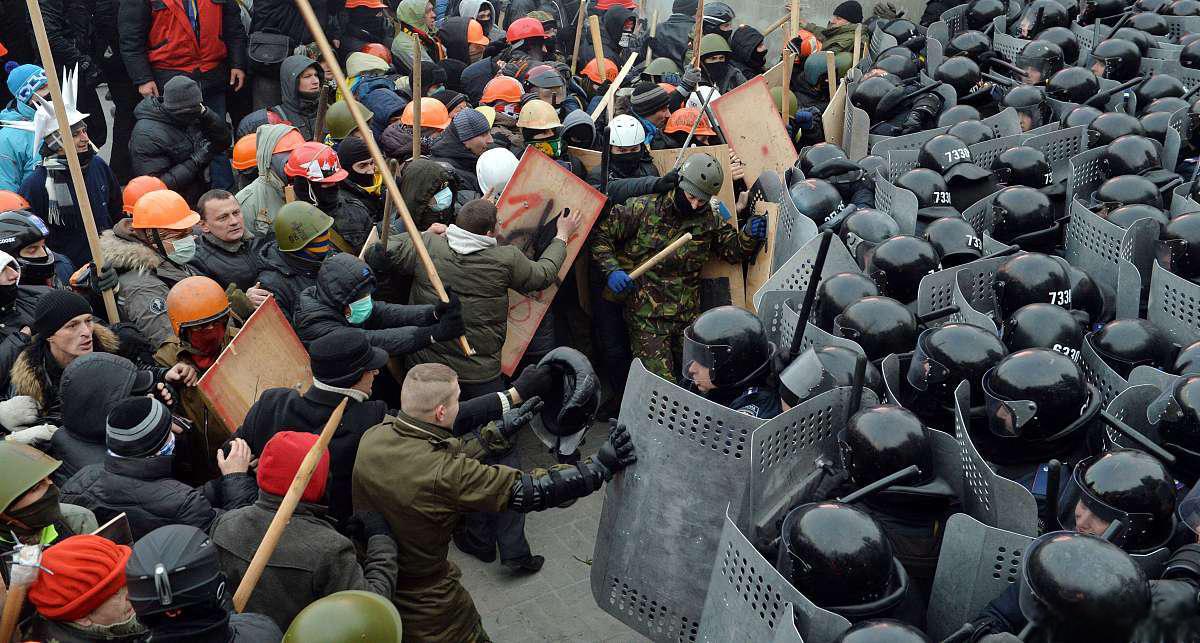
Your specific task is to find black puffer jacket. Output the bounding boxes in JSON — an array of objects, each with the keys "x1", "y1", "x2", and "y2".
[
  {"x1": 129, "y1": 97, "x2": 232, "y2": 205},
  {"x1": 580, "y1": 5, "x2": 633, "y2": 66},
  {"x1": 236, "y1": 55, "x2": 323, "y2": 140},
  {"x1": 255, "y1": 244, "x2": 325, "y2": 321},
  {"x1": 0, "y1": 286, "x2": 45, "y2": 392},
  {"x1": 293, "y1": 253, "x2": 438, "y2": 356},
  {"x1": 39, "y1": 0, "x2": 102, "y2": 86},
  {"x1": 327, "y1": 189, "x2": 376, "y2": 254},
  {"x1": 190, "y1": 233, "x2": 265, "y2": 292},
  {"x1": 60, "y1": 454, "x2": 258, "y2": 540},
  {"x1": 650, "y1": 0, "x2": 698, "y2": 63}
]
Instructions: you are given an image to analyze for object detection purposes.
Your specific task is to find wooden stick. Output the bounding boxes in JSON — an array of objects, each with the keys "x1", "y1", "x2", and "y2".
[
  {"x1": 284, "y1": 184, "x2": 296, "y2": 203},
  {"x1": 692, "y1": 0, "x2": 705, "y2": 68},
  {"x1": 780, "y1": 50, "x2": 794, "y2": 122},
  {"x1": 630, "y1": 233, "x2": 692, "y2": 279},
  {"x1": 0, "y1": 582, "x2": 25, "y2": 642},
  {"x1": 589, "y1": 52, "x2": 639, "y2": 122},
  {"x1": 291, "y1": 0, "x2": 474, "y2": 356},
  {"x1": 646, "y1": 9, "x2": 658, "y2": 60},
  {"x1": 412, "y1": 34, "x2": 422, "y2": 162},
  {"x1": 790, "y1": 0, "x2": 801, "y2": 41},
  {"x1": 233, "y1": 399, "x2": 348, "y2": 612},
  {"x1": 379, "y1": 158, "x2": 399, "y2": 248},
  {"x1": 825, "y1": 51, "x2": 837, "y2": 101},
  {"x1": 570, "y1": 0, "x2": 587, "y2": 75},
  {"x1": 589, "y1": 15, "x2": 607, "y2": 79},
  {"x1": 762, "y1": 14, "x2": 789, "y2": 37},
  {"x1": 852, "y1": 24, "x2": 863, "y2": 67},
  {"x1": 24, "y1": 0, "x2": 119, "y2": 324}
]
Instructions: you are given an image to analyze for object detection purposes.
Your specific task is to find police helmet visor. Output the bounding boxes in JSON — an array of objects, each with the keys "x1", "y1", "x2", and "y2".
[
  {"x1": 681, "y1": 333, "x2": 731, "y2": 388},
  {"x1": 1056, "y1": 456, "x2": 1154, "y2": 548},
  {"x1": 780, "y1": 348, "x2": 839, "y2": 407},
  {"x1": 982, "y1": 368, "x2": 1040, "y2": 437},
  {"x1": 1156, "y1": 238, "x2": 1189, "y2": 277},
  {"x1": 906, "y1": 330, "x2": 953, "y2": 391}
]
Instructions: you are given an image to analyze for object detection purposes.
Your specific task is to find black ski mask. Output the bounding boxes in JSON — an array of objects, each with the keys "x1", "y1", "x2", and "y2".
[
  {"x1": 18, "y1": 253, "x2": 56, "y2": 287},
  {"x1": 610, "y1": 149, "x2": 644, "y2": 175}
]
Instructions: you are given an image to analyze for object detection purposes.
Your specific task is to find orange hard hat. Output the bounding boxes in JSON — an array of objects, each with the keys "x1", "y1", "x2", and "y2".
[
  {"x1": 132, "y1": 189, "x2": 201, "y2": 231},
  {"x1": 273, "y1": 128, "x2": 307, "y2": 155},
  {"x1": 122, "y1": 176, "x2": 169, "y2": 215},
  {"x1": 232, "y1": 133, "x2": 257, "y2": 170},
  {"x1": 359, "y1": 42, "x2": 393, "y2": 65},
  {"x1": 467, "y1": 19, "x2": 490, "y2": 46},
  {"x1": 664, "y1": 107, "x2": 716, "y2": 136},
  {"x1": 481, "y1": 76, "x2": 523, "y2": 105},
  {"x1": 582, "y1": 57, "x2": 618, "y2": 83},
  {"x1": 0, "y1": 190, "x2": 31, "y2": 213},
  {"x1": 345, "y1": 0, "x2": 386, "y2": 7},
  {"x1": 167, "y1": 275, "x2": 231, "y2": 336},
  {"x1": 284, "y1": 142, "x2": 349, "y2": 183},
  {"x1": 401, "y1": 97, "x2": 451, "y2": 130},
  {"x1": 790, "y1": 29, "x2": 823, "y2": 58}
]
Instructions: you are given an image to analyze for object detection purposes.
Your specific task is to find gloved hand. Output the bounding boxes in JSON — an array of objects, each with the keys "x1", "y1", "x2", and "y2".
[
  {"x1": 95, "y1": 264, "x2": 118, "y2": 292},
  {"x1": 190, "y1": 139, "x2": 214, "y2": 166},
  {"x1": 5, "y1": 423, "x2": 58, "y2": 446},
  {"x1": 1148, "y1": 580, "x2": 1200, "y2": 634},
  {"x1": 430, "y1": 298, "x2": 465, "y2": 342},
  {"x1": 653, "y1": 170, "x2": 680, "y2": 193},
  {"x1": 512, "y1": 363, "x2": 557, "y2": 400},
  {"x1": 606, "y1": 269, "x2": 635, "y2": 294},
  {"x1": 593, "y1": 420, "x2": 637, "y2": 478},
  {"x1": 677, "y1": 66, "x2": 702, "y2": 95},
  {"x1": 500, "y1": 396, "x2": 544, "y2": 439},
  {"x1": 363, "y1": 242, "x2": 389, "y2": 275},
  {"x1": 794, "y1": 108, "x2": 814, "y2": 128},
  {"x1": 744, "y1": 215, "x2": 768, "y2": 240},
  {"x1": 0, "y1": 395, "x2": 39, "y2": 430},
  {"x1": 347, "y1": 511, "x2": 394, "y2": 541},
  {"x1": 224, "y1": 283, "x2": 254, "y2": 320},
  {"x1": 434, "y1": 292, "x2": 460, "y2": 321}
]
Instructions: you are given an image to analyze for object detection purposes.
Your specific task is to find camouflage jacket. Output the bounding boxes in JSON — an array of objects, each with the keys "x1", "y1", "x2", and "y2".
[{"x1": 591, "y1": 191, "x2": 758, "y2": 323}]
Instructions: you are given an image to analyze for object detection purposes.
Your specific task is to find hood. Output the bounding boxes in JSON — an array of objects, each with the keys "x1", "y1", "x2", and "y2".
[
  {"x1": 401, "y1": 158, "x2": 450, "y2": 217},
  {"x1": 347, "y1": 52, "x2": 391, "y2": 79},
  {"x1": 430, "y1": 123, "x2": 474, "y2": 162},
  {"x1": 0, "y1": 104, "x2": 29, "y2": 124},
  {"x1": 398, "y1": 0, "x2": 436, "y2": 32},
  {"x1": 603, "y1": 6, "x2": 635, "y2": 44},
  {"x1": 672, "y1": 0, "x2": 699, "y2": 14},
  {"x1": 99, "y1": 225, "x2": 163, "y2": 273},
  {"x1": 562, "y1": 109, "x2": 596, "y2": 145},
  {"x1": 280, "y1": 55, "x2": 321, "y2": 116},
  {"x1": 254, "y1": 123, "x2": 297, "y2": 178},
  {"x1": 730, "y1": 25, "x2": 764, "y2": 64},
  {"x1": 60, "y1": 351, "x2": 141, "y2": 442},
  {"x1": 458, "y1": 0, "x2": 485, "y2": 20},
  {"x1": 361, "y1": 88, "x2": 408, "y2": 135},
  {"x1": 315, "y1": 253, "x2": 376, "y2": 309},
  {"x1": 440, "y1": 16, "x2": 473, "y2": 63}
]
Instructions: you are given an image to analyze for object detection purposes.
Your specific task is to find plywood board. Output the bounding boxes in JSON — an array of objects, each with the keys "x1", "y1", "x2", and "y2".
[
  {"x1": 568, "y1": 146, "x2": 603, "y2": 174},
  {"x1": 823, "y1": 80, "x2": 847, "y2": 147},
  {"x1": 709, "y1": 75, "x2": 799, "y2": 186},
  {"x1": 497, "y1": 147, "x2": 606, "y2": 375},
  {"x1": 744, "y1": 201, "x2": 779, "y2": 311},
  {"x1": 763, "y1": 60, "x2": 788, "y2": 89},
  {"x1": 649, "y1": 144, "x2": 748, "y2": 311},
  {"x1": 197, "y1": 296, "x2": 312, "y2": 430}
]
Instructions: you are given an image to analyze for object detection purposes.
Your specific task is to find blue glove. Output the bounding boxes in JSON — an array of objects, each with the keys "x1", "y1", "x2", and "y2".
[
  {"x1": 794, "y1": 108, "x2": 814, "y2": 128},
  {"x1": 607, "y1": 270, "x2": 635, "y2": 294},
  {"x1": 744, "y1": 215, "x2": 768, "y2": 240}
]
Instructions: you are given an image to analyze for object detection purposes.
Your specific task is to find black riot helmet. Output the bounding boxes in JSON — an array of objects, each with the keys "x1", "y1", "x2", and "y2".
[
  {"x1": 1140, "y1": 0, "x2": 1172, "y2": 10},
  {"x1": 1158, "y1": 212, "x2": 1200, "y2": 281},
  {"x1": 681, "y1": 306, "x2": 774, "y2": 389},
  {"x1": 0, "y1": 209, "x2": 55, "y2": 286},
  {"x1": 810, "y1": 158, "x2": 867, "y2": 188},
  {"x1": 1135, "y1": 75, "x2": 1186, "y2": 111},
  {"x1": 835, "y1": 296, "x2": 920, "y2": 361},
  {"x1": 780, "y1": 345, "x2": 885, "y2": 408},
  {"x1": 1004, "y1": 84, "x2": 1050, "y2": 130},
  {"x1": 1045, "y1": 66, "x2": 1099, "y2": 103},
  {"x1": 1154, "y1": 375, "x2": 1200, "y2": 472},
  {"x1": 1142, "y1": 96, "x2": 1189, "y2": 116},
  {"x1": 860, "y1": 155, "x2": 889, "y2": 179},
  {"x1": 799, "y1": 143, "x2": 848, "y2": 176},
  {"x1": 991, "y1": 186, "x2": 1056, "y2": 245},
  {"x1": 1090, "y1": 318, "x2": 1178, "y2": 377},
  {"x1": 1128, "y1": 10, "x2": 1170, "y2": 34},
  {"x1": 1107, "y1": 204, "x2": 1169, "y2": 228},
  {"x1": 777, "y1": 503, "x2": 899, "y2": 608},
  {"x1": 1001, "y1": 302, "x2": 1084, "y2": 358},
  {"x1": 907, "y1": 323, "x2": 1008, "y2": 404},
  {"x1": 874, "y1": 54, "x2": 920, "y2": 80},
  {"x1": 1103, "y1": 134, "x2": 1161, "y2": 177},
  {"x1": 1139, "y1": 110, "x2": 1173, "y2": 144},
  {"x1": 1090, "y1": 39, "x2": 1143, "y2": 81},
  {"x1": 1089, "y1": 112, "x2": 1145, "y2": 146},
  {"x1": 899, "y1": 168, "x2": 957, "y2": 220},
  {"x1": 127, "y1": 525, "x2": 227, "y2": 617},
  {"x1": 946, "y1": 119, "x2": 994, "y2": 146},
  {"x1": 1012, "y1": 0, "x2": 1070, "y2": 38},
  {"x1": 1172, "y1": 0, "x2": 1200, "y2": 14},
  {"x1": 923, "y1": 217, "x2": 984, "y2": 266},
  {"x1": 1112, "y1": 27, "x2": 1154, "y2": 58},
  {"x1": 833, "y1": 621, "x2": 933, "y2": 643},
  {"x1": 851, "y1": 76, "x2": 899, "y2": 116},
  {"x1": 1080, "y1": 0, "x2": 1127, "y2": 23},
  {"x1": 813, "y1": 272, "x2": 881, "y2": 331},
  {"x1": 1174, "y1": 342, "x2": 1200, "y2": 374},
  {"x1": 966, "y1": 0, "x2": 1007, "y2": 28},
  {"x1": 1064, "y1": 449, "x2": 1177, "y2": 551},
  {"x1": 935, "y1": 57, "x2": 982, "y2": 98},
  {"x1": 1015, "y1": 40, "x2": 1066, "y2": 82},
  {"x1": 1095, "y1": 174, "x2": 1162, "y2": 212},
  {"x1": 1051, "y1": 256, "x2": 1109, "y2": 326},
  {"x1": 918, "y1": 134, "x2": 974, "y2": 175},
  {"x1": 880, "y1": 19, "x2": 920, "y2": 45},
  {"x1": 790, "y1": 178, "x2": 844, "y2": 225},
  {"x1": 1063, "y1": 105, "x2": 1103, "y2": 128},
  {"x1": 1037, "y1": 27, "x2": 1081, "y2": 67},
  {"x1": 938, "y1": 105, "x2": 983, "y2": 128},
  {"x1": 863, "y1": 235, "x2": 940, "y2": 304},
  {"x1": 995, "y1": 146, "x2": 1053, "y2": 188},
  {"x1": 1183, "y1": 38, "x2": 1200, "y2": 69},
  {"x1": 841, "y1": 208, "x2": 900, "y2": 263},
  {"x1": 1018, "y1": 532, "x2": 1150, "y2": 643},
  {"x1": 840, "y1": 405, "x2": 935, "y2": 488},
  {"x1": 947, "y1": 30, "x2": 993, "y2": 61},
  {"x1": 993, "y1": 252, "x2": 1073, "y2": 320},
  {"x1": 982, "y1": 348, "x2": 1097, "y2": 440}
]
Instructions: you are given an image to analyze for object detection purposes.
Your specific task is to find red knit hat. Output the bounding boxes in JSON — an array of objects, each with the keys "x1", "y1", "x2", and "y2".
[
  {"x1": 595, "y1": 0, "x2": 637, "y2": 8},
  {"x1": 28, "y1": 535, "x2": 131, "y2": 621},
  {"x1": 257, "y1": 431, "x2": 330, "y2": 503}
]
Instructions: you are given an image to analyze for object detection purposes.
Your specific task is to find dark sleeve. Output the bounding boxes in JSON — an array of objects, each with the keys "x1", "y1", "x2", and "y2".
[
  {"x1": 201, "y1": 472, "x2": 259, "y2": 511},
  {"x1": 901, "y1": 93, "x2": 942, "y2": 135},
  {"x1": 361, "y1": 325, "x2": 434, "y2": 358},
  {"x1": 198, "y1": 106, "x2": 233, "y2": 155},
  {"x1": 129, "y1": 125, "x2": 205, "y2": 189},
  {"x1": 605, "y1": 176, "x2": 660, "y2": 205},
  {"x1": 451, "y1": 392, "x2": 504, "y2": 435},
  {"x1": 221, "y1": 0, "x2": 247, "y2": 70},
  {"x1": 365, "y1": 302, "x2": 437, "y2": 329},
  {"x1": 118, "y1": 0, "x2": 154, "y2": 85},
  {"x1": 849, "y1": 181, "x2": 875, "y2": 209},
  {"x1": 38, "y1": 0, "x2": 92, "y2": 72},
  {"x1": 0, "y1": 331, "x2": 30, "y2": 388},
  {"x1": 971, "y1": 583, "x2": 1025, "y2": 637},
  {"x1": 105, "y1": 165, "x2": 125, "y2": 225}
]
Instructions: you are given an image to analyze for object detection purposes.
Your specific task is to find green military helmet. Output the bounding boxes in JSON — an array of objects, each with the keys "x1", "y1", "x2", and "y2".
[
  {"x1": 646, "y1": 57, "x2": 682, "y2": 77},
  {"x1": 527, "y1": 9, "x2": 554, "y2": 24},
  {"x1": 283, "y1": 590, "x2": 403, "y2": 643},
  {"x1": 0, "y1": 442, "x2": 60, "y2": 512},
  {"x1": 679, "y1": 153, "x2": 724, "y2": 199},
  {"x1": 770, "y1": 86, "x2": 799, "y2": 115},
  {"x1": 804, "y1": 52, "x2": 854, "y2": 87},
  {"x1": 274, "y1": 202, "x2": 334, "y2": 252},
  {"x1": 325, "y1": 101, "x2": 375, "y2": 141},
  {"x1": 699, "y1": 34, "x2": 733, "y2": 58}
]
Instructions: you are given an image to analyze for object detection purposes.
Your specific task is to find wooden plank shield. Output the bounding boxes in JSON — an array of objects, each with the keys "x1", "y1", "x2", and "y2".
[
  {"x1": 568, "y1": 145, "x2": 603, "y2": 174},
  {"x1": 763, "y1": 60, "x2": 788, "y2": 89},
  {"x1": 497, "y1": 147, "x2": 606, "y2": 375},
  {"x1": 197, "y1": 295, "x2": 312, "y2": 430},
  {"x1": 649, "y1": 144, "x2": 748, "y2": 311},
  {"x1": 710, "y1": 75, "x2": 798, "y2": 186},
  {"x1": 744, "y1": 201, "x2": 779, "y2": 310},
  {"x1": 823, "y1": 80, "x2": 847, "y2": 147}
]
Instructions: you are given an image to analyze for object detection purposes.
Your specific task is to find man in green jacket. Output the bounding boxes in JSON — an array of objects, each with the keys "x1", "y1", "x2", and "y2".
[{"x1": 800, "y1": 0, "x2": 867, "y2": 55}]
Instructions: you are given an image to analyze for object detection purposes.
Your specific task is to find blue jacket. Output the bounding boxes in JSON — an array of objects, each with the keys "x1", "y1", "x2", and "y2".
[
  {"x1": 19, "y1": 157, "x2": 122, "y2": 270},
  {"x1": 0, "y1": 104, "x2": 39, "y2": 192}
]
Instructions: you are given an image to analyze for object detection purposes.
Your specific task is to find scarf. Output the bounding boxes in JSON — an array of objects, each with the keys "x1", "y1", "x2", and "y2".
[
  {"x1": 446, "y1": 224, "x2": 497, "y2": 255},
  {"x1": 42, "y1": 156, "x2": 82, "y2": 228},
  {"x1": 60, "y1": 614, "x2": 148, "y2": 640},
  {"x1": 311, "y1": 377, "x2": 369, "y2": 402}
]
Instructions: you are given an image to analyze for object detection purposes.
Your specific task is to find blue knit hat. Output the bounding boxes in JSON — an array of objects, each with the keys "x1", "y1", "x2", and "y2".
[
  {"x1": 452, "y1": 107, "x2": 491, "y2": 142},
  {"x1": 5, "y1": 63, "x2": 47, "y2": 104}
]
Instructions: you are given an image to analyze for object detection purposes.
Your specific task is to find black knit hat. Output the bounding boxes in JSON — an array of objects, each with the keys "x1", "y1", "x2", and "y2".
[
  {"x1": 33, "y1": 290, "x2": 93, "y2": 338},
  {"x1": 630, "y1": 82, "x2": 671, "y2": 118},
  {"x1": 310, "y1": 329, "x2": 388, "y2": 388},
  {"x1": 834, "y1": 0, "x2": 863, "y2": 23},
  {"x1": 432, "y1": 89, "x2": 468, "y2": 113},
  {"x1": 336, "y1": 135, "x2": 372, "y2": 171},
  {"x1": 106, "y1": 396, "x2": 173, "y2": 458}
]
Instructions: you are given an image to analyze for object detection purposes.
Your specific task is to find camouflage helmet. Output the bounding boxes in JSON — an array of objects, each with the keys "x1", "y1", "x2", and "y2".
[
  {"x1": 274, "y1": 202, "x2": 334, "y2": 252},
  {"x1": 770, "y1": 86, "x2": 799, "y2": 115},
  {"x1": 0, "y1": 442, "x2": 60, "y2": 513},
  {"x1": 325, "y1": 101, "x2": 375, "y2": 141},
  {"x1": 283, "y1": 591, "x2": 403, "y2": 643},
  {"x1": 699, "y1": 34, "x2": 733, "y2": 57},
  {"x1": 646, "y1": 57, "x2": 682, "y2": 76},
  {"x1": 679, "y1": 153, "x2": 724, "y2": 199},
  {"x1": 527, "y1": 9, "x2": 555, "y2": 25}
]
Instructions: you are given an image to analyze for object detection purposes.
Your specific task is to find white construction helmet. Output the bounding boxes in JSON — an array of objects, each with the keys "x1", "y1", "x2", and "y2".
[
  {"x1": 686, "y1": 86, "x2": 722, "y2": 110},
  {"x1": 476, "y1": 147, "x2": 521, "y2": 196},
  {"x1": 609, "y1": 114, "x2": 646, "y2": 147}
]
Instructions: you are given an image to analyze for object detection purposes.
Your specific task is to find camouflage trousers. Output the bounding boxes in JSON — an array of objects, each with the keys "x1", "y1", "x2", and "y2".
[{"x1": 628, "y1": 318, "x2": 686, "y2": 383}]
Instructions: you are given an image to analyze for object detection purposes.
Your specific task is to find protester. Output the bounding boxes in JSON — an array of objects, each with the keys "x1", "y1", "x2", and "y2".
[
  {"x1": 0, "y1": 442, "x2": 97, "y2": 548},
  {"x1": 0, "y1": 64, "x2": 49, "y2": 192},
  {"x1": 25, "y1": 535, "x2": 146, "y2": 642},
  {"x1": 191, "y1": 190, "x2": 264, "y2": 293},
  {"x1": 237, "y1": 123, "x2": 307, "y2": 236},
  {"x1": 256, "y1": 201, "x2": 333, "y2": 320},
  {"x1": 236, "y1": 55, "x2": 324, "y2": 140}
]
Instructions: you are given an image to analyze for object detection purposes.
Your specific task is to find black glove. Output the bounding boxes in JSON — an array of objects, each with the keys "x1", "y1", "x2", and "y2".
[
  {"x1": 433, "y1": 291, "x2": 460, "y2": 320},
  {"x1": 653, "y1": 170, "x2": 680, "y2": 193},
  {"x1": 594, "y1": 420, "x2": 637, "y2": 478},
  {"x1": 363, "y1": 242, "x2": 389, "y2": 275},
  {"x1": 512, "y1": 363, "x2": 557, "y2": 400},
  {"x1": 500, "y1": 396, "x2": 544, "y2": 439},
  {"x1": 95, "y1": 264, "x2": 118, "y2": 292},
  {"x1": 1148, "y1": 580, "x2": 1200, "y2": 636},
  {"x1": 347, "y1": 511, "x2": 394, "y2": 541},
  {"x1": 190, "y1": 139, "x2": 214, "y2": 165},
  {"x1": 430, "y1": 298, "x2": 465, "y2": 342}
]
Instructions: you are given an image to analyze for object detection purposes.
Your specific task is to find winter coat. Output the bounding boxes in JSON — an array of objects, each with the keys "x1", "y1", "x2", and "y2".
[
  {"x1": 360, "y1": 88, "x2": 408, "y2": 141},
  {"x1": 8, "y1": 323, "x2": 121, "y2": 425},
  {"x1": 24, "y1": 615, "x2": 145, "y2": 643},
  {"x1": 189, "y1": 232, "x2": 264, "y2": 291},
  {"x1": 326, "y1": 188, "x2": 377, "y2": 253},
  {"x1": 255, "y1": 243, "x2": 323, "y2": 321},
  {"x1": 39, "y1": 0, "x2": 101, "y2": 86},
  {"x1": 439, "y1": 16, "x2": 475, "y2": 65},
  {"x1": 19, "y1": 157, "x2": 122, "y2": 269},
  {"x1": 390, "y1": 0, "x2": 446, "y2": 72},
  {"x1": 117, "y1": 0, "x2": 247, "y2": 85},
  {"x1": 587, "y1": 150, "x2": 659, "y2": 204},
  {"x1": 457, "y1": 0, "x2": 505, "y2": 41},
  {"x1": 0, "y1": 104, "x2": 38, "y2": 192},
  {"x1": 237, "y1": 124, "x2": 296, "y2": 236},
  {"x1": 378, "y1": 229, "x2": 566, "y2": 382},
  {"x1": 801, "y1": 21, "x2": 865, "y2": 55},
  {"x1": 430, "y1": 125, "x2": 482, "y2": 201},
  {"x1": 0, "y1": 286, "x2": 45, "y2": 392},
  {"x1": 459, "y1": 57, "x2": 498, "y2": 106},
  {"x1": 341, "y1": 5, "x2": 395, "y2": 56},
  {"x1": 129, "y1": 97, "x2": 232, "y2": 206},
  {"x1": 650, "y1": 0, "x2": 697, "y2": 63},
  {"x1": 249, "y1": 0, "x2": 331, "y2": 49},
  {"x1": 211, "y1": 492, "x2": 399, "y2": 630},
  {"x1": 236, "y1": 56, "x2": 323, "y2": 141},
  {"x1": 401, "y1": 158, "x2": 453, "y2": 231},
  {"x1": 238, "y1": 384, "x2": 387, "y2": 523},
  {"x1": 60, "y1": 453, "x2": 258, "y2": 540},
  {"x1": 580, "y1": 5, "x2": 633, "y2": 69},
  {"x1": 293, "y1": 253, "x2": 438, "y2": 356},
  {"x1": 100, "y1": 221, "x2": 199, "y2": 349}
]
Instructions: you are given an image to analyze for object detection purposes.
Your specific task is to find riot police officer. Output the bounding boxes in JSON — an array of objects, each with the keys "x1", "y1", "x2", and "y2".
[
  {"x1": 905, "y1": 323, "x2": 1008, "y2": 430},
  {"x1": 681, "y1": 306, "x2": 781, "y2": 418},
  {"x1": 779, "y1": 345, "x2": 885, "y2": 410},
  {"x1": 1057, "y1": 449, "x2": 1184, "y2": 553},
  {"x1": 1088, "y1": 318, "x2": 1178, "y2": 378}
]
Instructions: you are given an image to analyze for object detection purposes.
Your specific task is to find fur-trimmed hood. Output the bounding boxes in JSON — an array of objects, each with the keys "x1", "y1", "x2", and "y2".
[
  {"x1": 10, "y1": 324, "x2": 121, "y2": 409},
  {"x1": 99, "y1": 224, "x2": 164, "y2": 274}
]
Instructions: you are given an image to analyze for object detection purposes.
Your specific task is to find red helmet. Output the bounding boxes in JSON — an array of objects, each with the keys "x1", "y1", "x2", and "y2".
[
  {"x1": 359, "y1": 43, "x2": 393, "y2": 66},
  {"x1": 507, "y1": 17, "x2": 546, "y2": 43},
  {"x1": 284, "y1": 142, "x2": 349, "y2": 184}
]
